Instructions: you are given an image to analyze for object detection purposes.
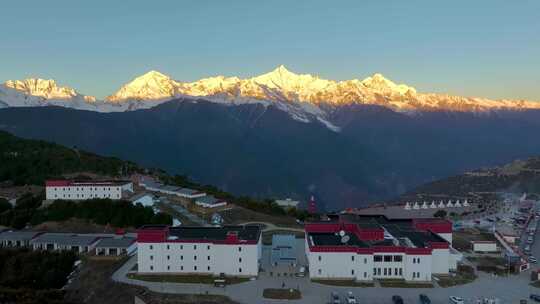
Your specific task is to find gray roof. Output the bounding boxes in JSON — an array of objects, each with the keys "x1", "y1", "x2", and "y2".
[
  {"x1": 196, "y1": 195, "x2": 224, "y2": 205},
  {"x1": 30, "y1": 233, "x2": 100, "y2": 246},
  {"x1": 130, "y1": 193, "x2": 154, "y2": 202},
  {"x1": 0, "y1": 231, "x2": 42, "y2": 241},
  {"x1": 160, "y1": 185, "x2": 182, "y2": 192},
  {"x1": 178, "y1": 188, "x2": 202, "y2": 195},
  {"x1": 95, "y1": 236, "x2": 136, "y2": 248}
]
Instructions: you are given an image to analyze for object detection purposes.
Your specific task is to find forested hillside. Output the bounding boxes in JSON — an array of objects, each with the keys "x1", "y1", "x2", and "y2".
[{"x1": 0, "y1": 130, "x2": 137, "y2": 185}]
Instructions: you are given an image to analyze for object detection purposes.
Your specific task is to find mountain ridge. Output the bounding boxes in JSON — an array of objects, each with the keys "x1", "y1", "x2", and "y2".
[{"x1": 1, "y1": 66, "x2": 539, "y2": 128}]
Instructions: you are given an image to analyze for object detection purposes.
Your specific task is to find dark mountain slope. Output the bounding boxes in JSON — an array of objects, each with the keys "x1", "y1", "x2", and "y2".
[{"x1": 2, "y1": 99, "x2": 540, "y2": 210}]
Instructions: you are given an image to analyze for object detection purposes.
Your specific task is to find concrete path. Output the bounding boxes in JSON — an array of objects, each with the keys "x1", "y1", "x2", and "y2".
[{"x1": 113, "y1": 254, "x2": 536, "y2": 304}]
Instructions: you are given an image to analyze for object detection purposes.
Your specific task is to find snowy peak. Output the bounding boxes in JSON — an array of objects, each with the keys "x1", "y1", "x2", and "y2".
[
  {"x1": 106, "y1": 70, "x2": 177, "y2": 102},
  {"x1": 4, "y1": 78, "x2": 95, "y2": 102}
]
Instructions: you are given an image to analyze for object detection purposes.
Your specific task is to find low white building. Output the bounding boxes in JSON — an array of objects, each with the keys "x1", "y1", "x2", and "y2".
[
  {"x1": 275, "y1": 198, "x2": 300, "y2": 209},
  {"x1": 305, "y1": 214, "x2": 454, "y2": 282},
  {"x1": 194, "y1": 195, "x2": 227, "y2": 208},
  {"x1": 45, "y1": 180, "x2": 133, "y2": 200},
  {"x1": 472, "y1": 241, "x2": 498, "y2": 253},
  {"x1": 95, "y1": 236, "x2": 137, "y2": 256},
  {"x1": 137, "y1": 225, "x2": 262, "y2": 277},
  {"x1": 30, "y1": 233, "x2": 101, "y2": 253}
]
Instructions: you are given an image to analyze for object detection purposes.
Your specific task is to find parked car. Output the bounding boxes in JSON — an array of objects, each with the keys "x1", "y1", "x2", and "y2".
[
  {"x1": 449, "y1": 296, "x2": 465, "y2": 304},
  {"x1": 530, "y1": 294, "x2": 540, "y2": 302},
  {"x1": 346, "y1": 291, "x2": 357, "y2": 304},
  {"x1": 392, "y1": 295, "x2": 404, "y2": 304},
  {"x1": 529, "y1": 256, "x2": 537, "y2": 263},
  {"x1": 331, "y1": 292, "x2": 341, "y2": 304},
  {"x1": 296, "y1": 266, "x2": 306, "y2": 277},
  {"x1": 419, "y1": 294, "x2": 431, "y2": 304}
]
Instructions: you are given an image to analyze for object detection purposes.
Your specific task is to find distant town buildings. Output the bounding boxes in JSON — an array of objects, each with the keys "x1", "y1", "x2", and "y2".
[
  {"x1": 138, "y1": 176, "x2": 206, "y2": 199},
  {"x1": 45, "y1": 180, "x2": 134, "y2": 200},
  {"x1": 137, "y1": 225, "x2": 262, "y2": 277}
]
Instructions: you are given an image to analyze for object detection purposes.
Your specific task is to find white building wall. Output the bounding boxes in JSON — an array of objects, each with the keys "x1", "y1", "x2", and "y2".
[
  {"x1": 46, "y1": 185, "x2": 124, "y2": 200},
  {"x1": 431, "y1": 248, "x2": 450, "y2": 274},
  {"x1": 308, "y1": 252, "x2": 373, "y2": 281},
  {"x1": 372, "y1": 253, "x2": 406, "y2": 279},
  {"x1": 403, "y1": 254, "x2": 432, "y2": 282},
  {"x1": 438, "y1": 233, "x2": 452, "y2": 243},
  {"x1": 138, "y1": 241, "x2": 259, "y2": 277}
]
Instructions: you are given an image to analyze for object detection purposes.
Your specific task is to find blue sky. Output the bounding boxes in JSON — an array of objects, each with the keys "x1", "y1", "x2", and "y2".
[{"x1": 1, "y1": 0, "x2": 539, "y2": 100}]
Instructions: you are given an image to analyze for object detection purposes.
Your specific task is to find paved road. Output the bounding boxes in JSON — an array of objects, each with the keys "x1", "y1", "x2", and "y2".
[{"x1": 113, "y1": 253, "x2": 535, "y2": 304}]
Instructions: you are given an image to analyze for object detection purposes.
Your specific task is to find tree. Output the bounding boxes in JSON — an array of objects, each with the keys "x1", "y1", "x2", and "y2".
[
  {"x1": 0, "y1": 198, "x2": 12, "y2": 214},
  {"x1": 434, "y1": 210, "x2": 447, "y2": 218}
]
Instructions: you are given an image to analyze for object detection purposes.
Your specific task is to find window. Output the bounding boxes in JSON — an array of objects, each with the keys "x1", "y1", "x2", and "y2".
[
  {"x1": 377, "y1": 268, "x2": 381, "y2": 275},
  {"x1": 413, "y1": 272, "x2": 416, "y2": 278},
  {"x1": 394, "y1": 268, "x2": 398, "y2": 276},
  {"x1": 150, "y1": 255, "x2": 153, "y2": 260},
  {"x1": 239, "y1": 257, "x2": 242, "y2": 263},
  {"x1": 167, "y1": 245, "x2": 170, "y2": 250},
  {"x1": 207, "y1": 256, "x2": 210, "y2": 261},
  {"x1": 194, "y1": 255, "x2": 197, "y2": 260},
  {"x1": 374, "y1": 255, "x2": 382, "y2": 262},
  {"x1": 318, "y1": 269, "x2": 322, "y2": 275},
  {"x1": 239, "y1": 268, "x2": 242, "y2": 273},
  {"x1": 417, "y1": 258, "x2": 420, "y2": 263},
  {"x1": 180, "y1": 255, "x2": 183, "y2": 260},
  {"x1": 194, "y1": 266, "x2": 197, "y2": 271},
  {"x1": 384, "y1": 255, "x2": 392, "y2": 262},
  {"x1": 412, "y1": 258, "x2": 416, "y2": 264},
  {"x1": 149, "y1": 245, "x2": 153, "y2": 250},
  {"x1": 394, "y1": 255, "x2": 402, "y2": 262},
  {"x1": 373, "y1": 268, "x2": 377, "y2": 275},
  {"x1": 181, "y1": 266, "x2": 183, "y2": 271},
  {"x1": 364, "y1": 258, "x2": 368, "y2": 264},
  {"x1": 167, "y1": 266, "x2": 170, "y2": 270},
  {"x1": 318, "y1": 256, "x2": 322, "y2": 262},
  {"x1": 207, "y1": 266, "x2": 210, "y2": 271},
  {"x1": 167, "y1": 255, "x2": 170, "y2": 260},
  {"x1": 238, "y1": 247, "x2": 242, "y2": 252},
  {"x1": 351, "y1": 255, "x2": 355, "y2": 261},
  {"x1": 399, "y1": 268, "x2": 403, "y2": 276},
  {"x1": 180, "y1": 245, "x2": 183, "y2": 250},
  {"x1": 150, "y1": 266, "x2": 153, "y2": 271},
  {"x1": 351, "y1": 269, "x2": 355, "y2": 275},
  {"x1": 364, "y1": 272, "x2": 367, "y2": 278},
  {"x1": 194, "y1": 245, "x2": 197, "y2": 250},
  {"x1": 207, "y1": 245, "x2": 210, "y2": 250},
  {"x1": 383, "y1": 268, "x2": 387, "y2": 276}
]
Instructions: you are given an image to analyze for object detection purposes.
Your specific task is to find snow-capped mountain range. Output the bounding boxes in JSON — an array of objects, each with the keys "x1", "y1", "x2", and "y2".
[{"x1": 1, "y1": 66, "x2": 539, "y2": 131}]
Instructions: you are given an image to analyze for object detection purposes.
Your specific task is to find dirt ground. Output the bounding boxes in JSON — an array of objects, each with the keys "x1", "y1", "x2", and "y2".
[
  {"x1": 65, "y1": 257, "x2": 239, "y2": 304},
  {"x1": 219, "y1": 206, "x2": 301, "y2": 228},
  {"x1": 32, "y1": 218, "x2": 135, "y2": 233}
]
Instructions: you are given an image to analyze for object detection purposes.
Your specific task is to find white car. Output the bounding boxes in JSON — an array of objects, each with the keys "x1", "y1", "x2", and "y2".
[
  {"x1": 346, "y1": 291, "x2": 357, "y2": 304},
  {"x1": 449, "y1": 296, "x2": 465, "y2": 304},
  {"x1": 530, "y1": 256, "x2": 538, "y2": 263}
]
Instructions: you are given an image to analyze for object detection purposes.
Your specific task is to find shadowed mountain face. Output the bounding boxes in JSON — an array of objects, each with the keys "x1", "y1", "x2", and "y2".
[{"x1": 1, "y1": 99, "x2": 540, "y2": 210}]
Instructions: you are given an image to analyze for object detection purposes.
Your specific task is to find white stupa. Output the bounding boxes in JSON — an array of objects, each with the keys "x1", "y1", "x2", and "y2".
[
  {"x1": 413, "y1": 202, "x2": 420, "y2": 210},
  {"x1": 446, "y1": 200, "x2": 454, "y2": 208},
  {"x1": 422, "y1": 201, "x2": 428, "y2": 209},
  {"x1": 430, "y1": 201, "x2": 437, "y2": 208},
  {"x1": 463, "y1": 199, "x2": 470, "y2": 207},
  {"x1": 455, "y1": 200, "x2": 462, "y2": 207},
  {"x1": 404, "y1": 202, "x2": 411, "y2": 210},
  {"x1": 438, "y1": 200, "x2": 445, "y2": 208}
]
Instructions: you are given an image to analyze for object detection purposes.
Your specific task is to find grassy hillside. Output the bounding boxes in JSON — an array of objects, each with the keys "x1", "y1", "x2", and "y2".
[{"x1": 0, "y1": 130, "x2": 138, "y2": 185}]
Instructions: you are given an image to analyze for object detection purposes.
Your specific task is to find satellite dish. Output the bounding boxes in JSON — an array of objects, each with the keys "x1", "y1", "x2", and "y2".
[
  {"x1": 339, "y1": 230, "x2": 346, "y2": 237},
  {"x1": 341, "y1": 235, "x2": 350, "y2": 244}
]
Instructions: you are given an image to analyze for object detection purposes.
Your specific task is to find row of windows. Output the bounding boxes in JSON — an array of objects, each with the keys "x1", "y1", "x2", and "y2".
[
  {"x1": 373, "y1": 267, "x2": 403, "y2": 276},
  {"x1": 412, "y1": 271, "x2": 421, "y2": 278},
  {"x1": 148, "y1": 265, "x2": 243, "y2": 272},
  {"x1": 150, "y1": 245, "x2": 243, "y2": 252},
  {"x1": 53, "y1": 187, "x2": 118, "y2": 191},
  {"x1": 412, "y1": 257, "x2": 421, "y2": 264},
  {"x1": 53, "y1": 193, "x2": 119, "y2": 199},
  {"x1": 149, "y1": 255, "x2": 243, "y2": 263},
  {"x1": 374, "y1": 255, "x2": 403, "y2": 263}
]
